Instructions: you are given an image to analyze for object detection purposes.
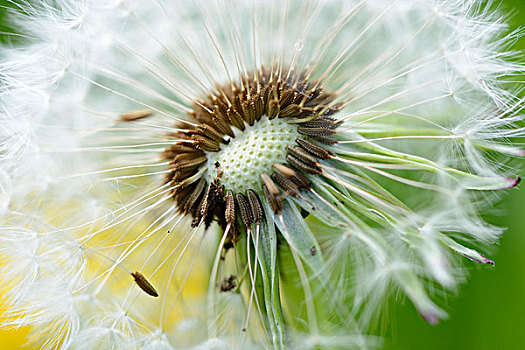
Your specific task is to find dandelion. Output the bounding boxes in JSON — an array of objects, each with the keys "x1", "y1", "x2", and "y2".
[{"x1": 0, "y1": 0, "x2": 523, "y2": 349}]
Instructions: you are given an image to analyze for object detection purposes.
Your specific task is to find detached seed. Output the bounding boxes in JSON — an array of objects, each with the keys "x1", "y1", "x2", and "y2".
[{"x1": 131, "y1": 272, "x2": 158, "y2": 297}]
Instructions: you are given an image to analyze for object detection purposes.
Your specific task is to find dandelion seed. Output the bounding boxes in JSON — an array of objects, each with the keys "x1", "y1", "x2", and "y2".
[{"x1": 0, "y1": 0, "x2": 523, "y2": 349}]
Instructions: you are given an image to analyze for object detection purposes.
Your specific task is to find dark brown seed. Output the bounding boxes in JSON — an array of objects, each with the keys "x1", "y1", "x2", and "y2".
[
  {"x1": 267, "y1": 99, "x2": 280, "y2": 119},
  {"x1": 272, "y1": 163, "x2": 311, "y2": 188},
  {"x1": 310, "y1": 246, "x2": 317, "y2": 256},
  {"x1": 299, "y1": 117, "x2": 338, "y2": 130},
  {"x1": 247, "y1": 190, "x2": 263, "y2": 223},
  {"x1": 184, "y1": 178, "x2": 206, "y2": 214},
  {"x1": 220, "y1": 275, "x2": 237, "y2": 292},
  {"x1": 192, "y1": 135, "x2": 221, "y2": 152},
  {"x1": 236, "y1": 193, "x2": 254, "y2": 228},
  {"x1": 255, "y1": 96, "x2": 264, "y2": 120},
  {"x1": 170, "y1": 156, "x2": 207, "y2": 172},
  {"x1": 296, "y1": 138, "x2": 333, "y2": 159},
  {"x1": 212, "y1": 116, "x2": 235, "y2": 137},
  {"x1": 263, "y1": 184, "x2": 282, "y2": 214},
  {"x1": 227, "y1": 108, "x2": 245, "y2": 131},
  {"x1": 286, "y1": 154, "x2": 322, "y2": 175},
  {"x1": 297, "y1": 126, "x2": 336, "y2": 137},
  {"x1": 164, "y1": 143, "x2": 204, "y2": 156},
  {"x1": 119, "y1": 110, "x2": 154, "y2": 122},
  {"x1": 279, "y1": 90, "x2": 294, "y2": 107},
  {"x1": 271, "y1": 172, "x2": 301, "y2": 196},
  {"x1": 279, "y1": 104, "x2": 302, "y2": 118},
  {"x1": 290, "y1": 171, "x2": 311, "y2": 189},
  {"x1": 131, "y1": 272, "x2": 158, "y2": 297},
  {"x1": 309, "y1": 134, "x2": 338, "y2": 145},
  {"x1": 286, "y1": 146, "x2": 319, "y2": 167},
  {"x1": 197, "y1": 124, "x2": 225, "y2": 144},
  {"x1": 224, "y1": 190, "x2": 236, "y2": 225}
]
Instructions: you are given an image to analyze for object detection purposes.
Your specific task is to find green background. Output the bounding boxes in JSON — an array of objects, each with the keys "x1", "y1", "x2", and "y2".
[{"x1": 0, "y1": 1, "x2": 524, "y2": 349}]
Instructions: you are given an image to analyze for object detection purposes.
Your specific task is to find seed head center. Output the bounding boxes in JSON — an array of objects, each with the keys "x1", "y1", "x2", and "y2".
[{"x1": 205, "y1": 117, "x2": 299, "y2": 194}]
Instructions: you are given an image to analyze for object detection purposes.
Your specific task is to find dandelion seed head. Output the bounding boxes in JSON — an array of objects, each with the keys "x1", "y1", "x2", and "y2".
[{"x1": 1, "y1": 0, "x2": 523, "y2": 348}]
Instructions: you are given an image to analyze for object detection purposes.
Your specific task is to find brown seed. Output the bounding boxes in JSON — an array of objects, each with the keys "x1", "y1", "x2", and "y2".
[
  {"x1": 267, "y1": 99, "x2": 280, "y2": 119},
  {"x1": 299, "y1": 117, "x2": 338, "y2": 130},
  {"x1": 263, "y1": 184, "x2": 282, "y2": 214},
  {"x1": 297, "y1": 126, "x2": 336, "y2": 137},
  {"x1": 227, "y1": 108, "x2": 245, "y2": 131},
  {"x1": 309, "y1": 134, "x2": 338, "y2": 145},
  {"x1": 236, "y1": 193, "x2": 254, "y2": 228},
  {"x1": 131, "y1": 272, "x2": 159, "y2": 297},
  {"x1": 286, "y1": 154, "x2": 322, "y2": 175},
  {"x1": 310, "y1": 246, "x2": 317, "y2": 256},
  {"x1": 247, "y1": 190, "x2": 263, "y2": 223},
  {"x1": 119, "y1": 110, "x2": 153, "y2": 122},
  {"x1": 170, "y1": 156, "x2": 207, "y2": 172},
  {"x1": 261, "y1": 173, "x2": 280, "y2": 197},
  {"x1": 224, "y1": 190, "x2": 236, "y2": 225},
  {"x1": 279, "y1": 90, "x2": 294, "y2": 107},
  {"x1": 212, "y1": 116, "x2": 235, "y2": 137},
  {"x1": 296, "y1": 138, "x2": 333, "y2": 160},
  {"x1": 273, "y1": 163, "x2": 296, "y2": 178},
  {"x1": 279, "y1": 104, "x2": 302, "y2": 118},
  {"x1": 271, "y1": 172, "x2": 301, "y2": 197},
  {"x1": 220, "y1": 275, "x2": 237, "y2": 292},
  {"x1": 196, "y1": 124, "x2": 225, "y2": 144},
  {"x1": 192, "y1": 134, "x2": 221, "y2": 152},
  {"x1": 183, "y1": 178, "x2": 207, "y2": 214},
  {"x1": 286, "y1": 146, "x2": 319, "y2": 167}
]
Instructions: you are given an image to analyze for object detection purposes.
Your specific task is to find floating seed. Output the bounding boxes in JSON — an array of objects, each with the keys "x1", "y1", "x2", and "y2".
[
  {"x1": 131, "y1": 272, "x2": 158, "y2": 297},
  {"x1": 247, "y1": 190, "x2": 263, "y2": 223},
  {"x1": 119, "y1": 110, "x2": 154, "y2": 122},
  {"x1": 296, "y1": 138, "x2": 333, "y2": 159},
  {"x1": 236, "y1": 193, "x2": 254, "y2": 228}
]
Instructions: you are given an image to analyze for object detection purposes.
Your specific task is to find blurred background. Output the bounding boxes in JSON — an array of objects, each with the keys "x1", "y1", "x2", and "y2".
[{"x1": 0, "y1": 0, "x2": 523, "y2": 349}]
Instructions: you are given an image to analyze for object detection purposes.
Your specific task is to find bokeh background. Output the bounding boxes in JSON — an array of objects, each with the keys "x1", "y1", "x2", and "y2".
[{"x1": 0, "y1": 1, "x2": 523, "y2": 349}]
